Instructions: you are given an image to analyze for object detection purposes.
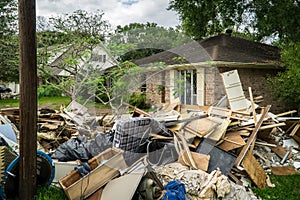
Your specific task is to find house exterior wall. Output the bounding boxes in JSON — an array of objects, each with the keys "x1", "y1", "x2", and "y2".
[
  {"x1": 144, "y1": 66, "x2": 284, "y2": 113},
  {"x1": 145, "y1": 70, "x2": 170, "y2": 105},
  {"x1": 204, "y1": 67, "x2": 226, "y2": 105},
  {"x1": 218, "y1": 67, "x2": 285, "y2": 112}
]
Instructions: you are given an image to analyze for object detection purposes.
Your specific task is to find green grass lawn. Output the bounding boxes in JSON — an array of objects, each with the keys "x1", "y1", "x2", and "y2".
[
  {"x1": 0, "y1": 96, "x2": 71, "y2": 110},
  {"x1": 0, "y1": 96, "x2": 111, "y2": 111},
  {"x1": 252, "y1": 174, "x2": 300, "y2": 200},
  {"x1": 37, "y1": 186, "x2": 67, "y2": 200}
]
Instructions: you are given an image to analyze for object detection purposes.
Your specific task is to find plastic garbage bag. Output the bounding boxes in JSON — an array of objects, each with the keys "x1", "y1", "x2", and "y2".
[
  {"x1": 51, "y1": 136, "x2": 91, "y2": 162},
  {"x1": 85, "y1": 132, "x2": 113, "y2": 157}
]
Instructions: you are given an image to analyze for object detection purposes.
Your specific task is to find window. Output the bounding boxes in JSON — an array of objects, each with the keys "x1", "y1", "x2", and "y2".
[
  {"x1": 176, "y1": 69, "x2": 197, "y2": 105},
  {"x1": 91, "y1": 53, "x2": 107, "y2": 63}
]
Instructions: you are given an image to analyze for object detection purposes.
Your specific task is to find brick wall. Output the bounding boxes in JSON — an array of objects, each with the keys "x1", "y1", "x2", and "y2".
[
  {"x1": 144, "y1": 66, "x2": 285, "y2": 113},
  {"x1": 145, "y1": 70, "x2": 170, "y2": 105},
  {"x1": 204, "y1": 67, "x2": 226, "y2": 105},
  {"x1": 218, "y1": 67, "x2": 285, "y2": 113}
]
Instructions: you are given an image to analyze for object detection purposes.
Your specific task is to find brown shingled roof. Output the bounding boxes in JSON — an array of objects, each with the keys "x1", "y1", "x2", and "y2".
[{"x1": 134, "y1": 34, "x2": 281, "y2": 66}]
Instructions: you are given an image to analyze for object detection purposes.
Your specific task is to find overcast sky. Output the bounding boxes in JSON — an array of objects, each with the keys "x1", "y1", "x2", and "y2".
[{"x1": 36, "y1": 0, "x2": 180, "y2": 28}]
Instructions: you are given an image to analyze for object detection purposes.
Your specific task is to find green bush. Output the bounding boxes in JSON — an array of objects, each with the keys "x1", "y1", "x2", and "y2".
[
  {"x1": 129, "y1": 92, "x2": 150, "y2": 109},
  {"x1": 267, "y1": 42, "x2": 300, "y2": 113},
  {"x1": 38, "y1": 84, "x2": 62, "y2": 98}
]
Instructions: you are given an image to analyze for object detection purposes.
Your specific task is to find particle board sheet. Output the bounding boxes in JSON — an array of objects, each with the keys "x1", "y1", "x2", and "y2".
[
  {"x1": 205, "y1": 118, "x2": 231, "y2": 141},
  {"x1": 184, "y1": 117, "x2": 220, "y2": 137},
  {"x1": 242, "y1": 151, "x2": 266, "y2": 188},
  {"x1": 221, "y1": 70, "x2": 248, "y2": 112}
]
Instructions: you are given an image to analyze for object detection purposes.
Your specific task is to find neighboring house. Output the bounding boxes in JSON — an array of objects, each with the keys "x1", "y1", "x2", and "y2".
[
  {"x1": 133, "y1": 33, "x2": 284, "y2": 112},
  {"x1": 43, "y1": 42, "x2": 117, "y2": 78}
]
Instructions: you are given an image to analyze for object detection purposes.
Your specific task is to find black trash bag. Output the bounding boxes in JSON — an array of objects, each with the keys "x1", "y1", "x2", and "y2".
[
  {"x1": 85, "y1": 132, "x2": 113, "y2": 157},
  {"x1": 51, "y1": 136, "x2": 91, "y2": 162}
]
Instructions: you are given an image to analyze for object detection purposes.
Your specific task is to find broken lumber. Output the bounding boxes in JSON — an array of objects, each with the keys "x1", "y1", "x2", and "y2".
[
  {"x1": 242, "y1": 151, "x2": 266, "y2": 188},
  {"x1": 234, "y1": 105, "x2": 271, "y2": 167}
]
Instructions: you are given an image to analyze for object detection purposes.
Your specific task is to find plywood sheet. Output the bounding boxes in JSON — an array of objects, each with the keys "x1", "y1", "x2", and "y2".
[
  {"x1": 218, "y1": 132, "x2": 246, "y2": 151},
  {"x1": 178, "y1": 150, "x2": 210, "y2": 171},
  {"x1": 242, "y1": 151, "x2": 266, "y2": 188}
]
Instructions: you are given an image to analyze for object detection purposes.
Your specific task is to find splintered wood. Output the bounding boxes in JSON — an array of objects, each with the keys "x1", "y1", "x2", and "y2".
[
  {"x1": 234, "y1": 105, "x2": 271, "y2": 167},
  {"x1": 242, "y1": 151, "x2": 266, "y2": 188}
]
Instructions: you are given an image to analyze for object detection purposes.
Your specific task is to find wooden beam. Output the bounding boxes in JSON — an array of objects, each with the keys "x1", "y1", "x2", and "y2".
[
  {"x1": 248, "y1": 87, "x2": 257, "y2": 125},
  {"x1": 234, "y1": 105, "x2": 271, "y2": 167},
  {"x1": 18, "y1": 0, "x2": 37, "y2": 199}
]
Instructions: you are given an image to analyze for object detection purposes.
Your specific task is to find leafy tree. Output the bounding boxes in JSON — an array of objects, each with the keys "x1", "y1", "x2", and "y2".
[
  {"x1": 268, "y1": 42, "x2": 300, "y2": 112},
  {"x1": 250, "y1": 0, "x2": 300, "y2": 42},
  {"x1": 168, "y1": 0, "x2": 299, "y2": 42},
  {"x1": 37, "y1": 10, "x2": 111, "y2": 99},
  {"x1": 108, "y1": 22, "x2": 192, "y2": 61},
  {"x1": 49, "y1": 9, "x2": 110, "y2": 42},
  {"x1": 168, "y1": 0, "x2": 246, "y2": 39},
  {"x1": 0, "y1": 0, "x2": 18, "y2": 82}
]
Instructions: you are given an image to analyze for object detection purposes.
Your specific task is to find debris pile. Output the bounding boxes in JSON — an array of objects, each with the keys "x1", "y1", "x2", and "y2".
[{"x1": 0, "y1": 70, "x2": 300, "y2": 200}]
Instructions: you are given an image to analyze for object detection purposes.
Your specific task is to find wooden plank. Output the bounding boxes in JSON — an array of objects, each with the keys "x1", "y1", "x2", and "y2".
[
  {"x1": 234, "y1": 105, "x2": 271, "y2": 167},
  {"x1": 259, "y1": 122, "x2": 286, "y2": 130},
  {"x1": 87, "y1": 187, "x2": 104, "y2": 200},
  {"x1": 208, "y1": 107, "x2": 232, "y2": 118},
  {"x1": 271, "y1": 166, "x2": 300, "y2": 175},
  {"x1": 290, "y1": 123, "x2": 300, "y2": 136},
  {"x1": 254, "y1": 141, "x2": 277, "y2": 147},
  {"x1": 228, "y1": 172, "x2": 243, "y2": 186},
  {"x1": 248, "y1": 87, "x2": 257, "y2": 125},
  {"x1": 226, "y1": 130, "x2": 250, "y2": 137},
  {"x1": 275, "y1": 110, "x2": 297, "y2": 117},
  {"x1": 242, "y1": 151, "x2": 266, "y2": 188}
]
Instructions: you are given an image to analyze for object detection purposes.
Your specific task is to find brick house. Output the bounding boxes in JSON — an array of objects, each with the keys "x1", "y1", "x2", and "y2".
[{"x1": 133, "y1": 33, "x2": 284, "y2": 112}]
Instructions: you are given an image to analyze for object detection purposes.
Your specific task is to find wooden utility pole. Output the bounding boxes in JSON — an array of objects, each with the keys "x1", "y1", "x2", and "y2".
[{"x1": 18, "y1": 0, "x2": 37, "y2": 199}]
